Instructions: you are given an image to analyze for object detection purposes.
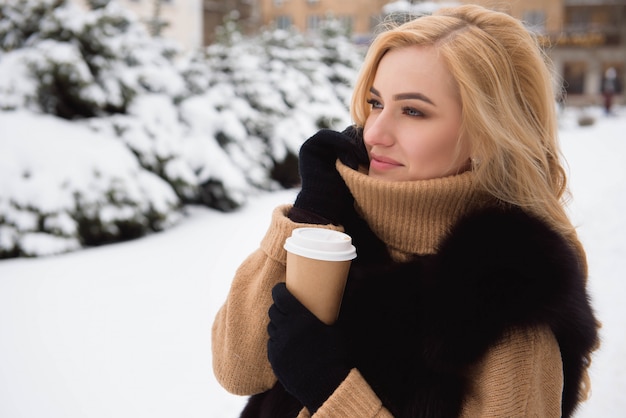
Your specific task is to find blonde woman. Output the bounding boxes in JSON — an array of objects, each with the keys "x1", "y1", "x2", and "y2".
[{"x1": 212, "y1": 5, "x2": 599, "y2": 417}]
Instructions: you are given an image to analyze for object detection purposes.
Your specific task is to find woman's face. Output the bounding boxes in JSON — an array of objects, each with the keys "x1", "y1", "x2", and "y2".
[{"x1": 363, "y1": 46, "x2": 470, "y2": 181}]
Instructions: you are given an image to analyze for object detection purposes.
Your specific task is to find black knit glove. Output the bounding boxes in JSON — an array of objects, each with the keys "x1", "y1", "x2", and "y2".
[
  {"x1": 291, "y1": 126, "x2": 368, "y2": 226},
  {"x1": 267, "y1": 283, "x2": 350, "y2": 414}
]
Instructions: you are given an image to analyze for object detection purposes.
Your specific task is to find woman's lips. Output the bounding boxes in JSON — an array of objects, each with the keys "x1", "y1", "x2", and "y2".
[{"x1": 369, "y1": 153, "x2": 402, "y2": 171}]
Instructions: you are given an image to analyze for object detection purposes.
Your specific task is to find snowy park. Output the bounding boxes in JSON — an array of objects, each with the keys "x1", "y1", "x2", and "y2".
[
  {"x1": 0, "y1": 106, "x2": 625, "y2": 417},
  {"x1": 1, "y1": 0, "x2": 625, "y2": 417}
]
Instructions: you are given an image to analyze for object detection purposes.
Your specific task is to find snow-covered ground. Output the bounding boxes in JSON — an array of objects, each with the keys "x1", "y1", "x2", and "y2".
[{"x1": 0, "y1": 106, "x2": 625, "y2": 417}]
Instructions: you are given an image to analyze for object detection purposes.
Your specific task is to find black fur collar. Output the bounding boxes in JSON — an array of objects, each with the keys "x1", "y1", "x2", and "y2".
[{"x1": 338, "y1": 206, "x2": 598, "y2": 417}]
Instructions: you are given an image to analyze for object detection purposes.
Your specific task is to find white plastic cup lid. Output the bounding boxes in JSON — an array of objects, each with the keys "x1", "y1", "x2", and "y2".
[{"x1": 284, "y1": 228, "x2": 357, "y2": 261}]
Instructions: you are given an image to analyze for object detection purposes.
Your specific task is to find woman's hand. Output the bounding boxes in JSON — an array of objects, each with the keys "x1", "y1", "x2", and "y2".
[
  {"x1": 267, "y1": 283, "x2": 351, "y2": 413},
  {"x1": 291, "y1": 127, "x2": 368, "y2": 226}
]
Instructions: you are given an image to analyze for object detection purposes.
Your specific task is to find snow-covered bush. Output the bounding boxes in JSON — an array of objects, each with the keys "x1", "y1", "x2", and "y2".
[
  {"x1": 179, "y1": 19, "x2": 363, "y2": 189},
  {"x1": 0, "y1": 0, "x2": 184, "y2": 118},
  {"x1": 0, "y1": 0, "x2": 365, "y2": 257},
  {"x1": 0, "y1": 111, "x2": 180, "y2": 258},
  {"x1": 86, "y1": 93, "x2": 252, "y2": 211}
]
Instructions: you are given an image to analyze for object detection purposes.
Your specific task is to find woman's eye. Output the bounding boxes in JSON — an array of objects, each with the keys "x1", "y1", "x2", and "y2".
[
  {"x1": 367, "y1": 99, "x2": 383, "y2": 109},
  {"x1": 403, "y1": 107, "x2": 423, "y2": 117}
]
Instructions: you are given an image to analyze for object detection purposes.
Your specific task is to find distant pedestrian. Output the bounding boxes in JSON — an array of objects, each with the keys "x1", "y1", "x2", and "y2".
[{"x1": 602, "y1": 67, "x2": 618, "y2": 114}]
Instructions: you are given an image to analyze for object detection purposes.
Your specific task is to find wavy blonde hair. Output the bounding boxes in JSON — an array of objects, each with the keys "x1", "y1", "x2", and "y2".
[{"x1": 351, "y1": 4, "x2": 598, "y2": 401}]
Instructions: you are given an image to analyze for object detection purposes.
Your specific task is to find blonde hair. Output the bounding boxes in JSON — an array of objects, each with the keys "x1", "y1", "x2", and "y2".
[{"x1": 351, "y1": 4, "x2": 598, "y2": 401}]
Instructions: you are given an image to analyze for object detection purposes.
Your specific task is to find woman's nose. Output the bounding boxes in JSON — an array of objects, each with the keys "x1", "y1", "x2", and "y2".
[{"x1": 364, "y1": 112, "x2": 394, "y2": 147}]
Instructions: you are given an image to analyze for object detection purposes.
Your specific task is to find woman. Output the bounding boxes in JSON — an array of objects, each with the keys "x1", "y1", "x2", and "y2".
[{"x1": 212, "y1": 5, "x2": 599, "y2": 417}]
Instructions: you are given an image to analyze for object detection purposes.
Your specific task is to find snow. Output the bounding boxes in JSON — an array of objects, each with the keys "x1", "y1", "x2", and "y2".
[
  {"x1": 1, "y1": 0, "x2": 364, "y2": 249},
  {"x1": 0, "y1": 110, "x2": 181, "y2": 256},
  {"x1": 0, "y1": 106, "x2": 625, "y2": 417}
]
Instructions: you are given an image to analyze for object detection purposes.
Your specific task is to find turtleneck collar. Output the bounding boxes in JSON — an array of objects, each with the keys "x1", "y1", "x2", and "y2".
[{"x1": 337, "y1": 161, "x2": 494, "y2": 259}]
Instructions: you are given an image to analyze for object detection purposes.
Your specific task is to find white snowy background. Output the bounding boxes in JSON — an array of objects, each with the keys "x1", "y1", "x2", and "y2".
[
  {"x1": 0, "y1": 0, "x2": 624, "y2": 416},
  {"x1": 0, "y1": 106, "x2": 624, "y2": 417}
]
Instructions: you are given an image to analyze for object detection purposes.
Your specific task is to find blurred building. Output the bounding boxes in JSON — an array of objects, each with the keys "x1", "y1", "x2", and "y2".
[
  {"x1": 466, "y1": 0, "x2": 625, "y2": 104},
  {"x1": 255, "y1": 0, "x2": 392, "y2": 44},
  {"x1": 203, "y1": 0, "x2": 260, "y2": 44},
  {"x1": 256, "y1": 0, "x2": 625, "y2": 104},
  {"x1": 74, "y1": 0, "x2": 623, "y2": 104},
  {"x1": 73, "y1": 0, "x2": 204, "y2": 50}
]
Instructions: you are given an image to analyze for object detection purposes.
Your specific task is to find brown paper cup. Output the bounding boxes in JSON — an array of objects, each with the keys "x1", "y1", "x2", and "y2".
[{"x1": 284, "y1": 228, "x2": 357, "y2": 325}]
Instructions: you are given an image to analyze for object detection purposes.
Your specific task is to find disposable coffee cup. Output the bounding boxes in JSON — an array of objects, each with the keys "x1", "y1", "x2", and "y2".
[{"x1": 284, "y1": 228, "x2": 357, "y2": 325}]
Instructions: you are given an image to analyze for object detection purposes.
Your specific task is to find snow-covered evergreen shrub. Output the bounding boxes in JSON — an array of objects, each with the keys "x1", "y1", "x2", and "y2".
[
  {"x1": 86, "y1": 93, "x2": 251, "y2": 211},
  {"x1": 0, "y1": 0, "x2": 184, "y2": 118},
  {"x1": 0, "y1": 111, "x2": 180, "y2": 258},
  {"x1": 179, "y1": 18, "x2": 364, "y2": 189},
  {"x1": 0, "y1": 0, "x2": 365, "y2": 257}
]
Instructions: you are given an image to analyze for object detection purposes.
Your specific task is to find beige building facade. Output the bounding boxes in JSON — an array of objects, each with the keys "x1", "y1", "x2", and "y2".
[
  {"x1": 203, "y1": 0, "x2": 261, "y2": 44},
  {"x1": 466, "y1": 0, "x2": 625, "y2": 104},
  {"x1": 258, "y1": 0, "x2": 625, "y2": 103},
  {"x1": 72, "y1": 0, "x2": 624, "y2": 104},
  {"x1": 74, "y1": 0, "x2": 204, "y2": 51},
  {"x1": 257, "y1": 0, "x2": 394, "y2": 43}
]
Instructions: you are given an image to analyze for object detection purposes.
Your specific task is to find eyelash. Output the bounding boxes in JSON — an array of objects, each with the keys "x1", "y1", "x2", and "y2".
[
  {"x1": 366, "y1": 98, "x2": 382, "y2": 109},
  {"x1": 403, "y1": 107, "x2": 423, "y2": 117},
  {"x1": 366, "y1": 99, "x2": 424, "y2": 117}
]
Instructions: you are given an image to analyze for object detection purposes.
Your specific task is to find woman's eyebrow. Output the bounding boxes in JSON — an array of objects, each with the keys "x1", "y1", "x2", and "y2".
[
  {"x1": 369, "y1": 87, "x2": 381, "y2": 97},
  {"x1": 369, "y1": 87, "x2": 435, "y2": 106},
  {"x1": 393, "y1": 92, "x2": 435, "y2": 106}
]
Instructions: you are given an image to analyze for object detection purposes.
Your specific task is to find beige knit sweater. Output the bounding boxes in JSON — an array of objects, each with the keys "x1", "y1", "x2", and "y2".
[{"x1": 212, "y1": 161, "x2": 564, "y2": 417}]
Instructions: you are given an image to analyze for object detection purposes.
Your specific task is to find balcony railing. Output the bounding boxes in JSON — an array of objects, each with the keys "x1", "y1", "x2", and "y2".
[
  {"x1": 538, "y1": 21, "x2": 623, "y2": 47},
  {"x1": 564, "y1": 0, "x2": 626, "y2": 6}
]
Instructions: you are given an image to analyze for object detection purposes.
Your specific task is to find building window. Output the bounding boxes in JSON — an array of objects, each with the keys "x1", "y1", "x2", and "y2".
[
  {"x1": 566, "y1": 7, "x2": 591, "y2": 31},
  {"x1": 276, "y1": 15, "x2": 292, "y2": 30},
  {"x1": 307, "y1": 14, "x2": 322, "y2": 31},
  {"x1": 339, "y1": 15, "x2": 354, "y2": 33},
  {"x1": 523, "y1": 10, "x2": 546, "y2": 33},
  {"x1": 563, "y1": 61, "x2": 587, "y2": 95}
]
